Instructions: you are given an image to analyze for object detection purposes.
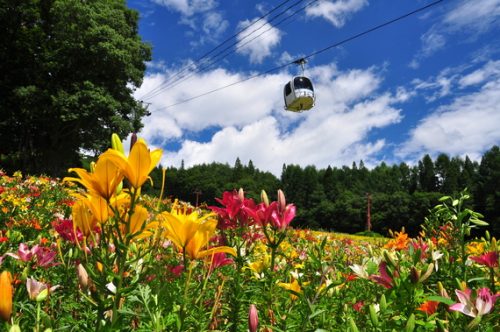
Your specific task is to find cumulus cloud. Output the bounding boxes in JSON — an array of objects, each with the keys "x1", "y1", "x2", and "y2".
[
  {"x1": 136, "y1": 63, "x2": 406, "y2": 175},
  {"x1": 235, "y1": 18, "x2": 282, "y2": 63},
  {"x1": 305, "y1": 0, "x2": 368, "y2": 27},
  {"x1": 398, "y1": 64, "x2": 500, "y2": 159}
]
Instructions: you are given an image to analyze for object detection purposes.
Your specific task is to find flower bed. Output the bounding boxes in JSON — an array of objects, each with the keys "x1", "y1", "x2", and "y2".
[{"x1": 0, "y1": 137, "x2": 498, "y2": 331}]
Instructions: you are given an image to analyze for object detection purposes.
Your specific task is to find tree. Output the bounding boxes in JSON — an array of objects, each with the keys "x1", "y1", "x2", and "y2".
[
  {"x1": 0, "y1": 0, "x2": 151, "y2": 175},
  {"x1": 418, "y1": 154, "x2": 437, "y2": 192},
  {"x1": 475, "y1": 146, "x2": 500, "y2": 235}
]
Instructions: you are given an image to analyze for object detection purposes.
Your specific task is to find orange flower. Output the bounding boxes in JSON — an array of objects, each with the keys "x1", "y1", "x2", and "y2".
[
  {"x1": 384, "y1": 230, "x2": 410, "y2": 250},
  {"x1": 0, "y1": 271, "x2": 13, "y2": 321},
  {"x1": 417, "y1": 300, "x2": 439, "y2": 315}
]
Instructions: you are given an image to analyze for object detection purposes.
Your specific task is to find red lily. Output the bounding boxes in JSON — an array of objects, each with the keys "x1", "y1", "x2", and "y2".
[
  {"x1": 369, "y1": 262, "x2": 394, "y2": 289},
  {"x1": 469, "y1": 251, "x2": 499, "y2": 268},
  {"x1": 209, "y1": 190, "x2": 256, "y2": 229}
]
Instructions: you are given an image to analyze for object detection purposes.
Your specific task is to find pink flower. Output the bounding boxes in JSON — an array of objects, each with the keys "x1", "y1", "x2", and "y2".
[
  {"x1": 209, "y1": 190, "x2": 256, "y2": 229},
  {"x1": 207, "y1": 252, "x2": 234, "y2": 273},
  {"x1": 5, "y1": 244, "x2": 58, "y2": 268},
  {"x1": 248, "y1": 304, "x2": 258, "y2": 332},
  {"x1": 449, "y1": 287, "x2": 499, "y2": 317},
  {"x1": 369, "y1": 262, "x2": 394, "y2": 289},
  {"x1": 52, "y1": 218, "x2": 83, "y2": 243},
  {"x1": 26, "y1": 277, "x2": 59, "y2": 301},
  {"x1": 469, "y1": 251, "x2": 499, "y2": 268}
]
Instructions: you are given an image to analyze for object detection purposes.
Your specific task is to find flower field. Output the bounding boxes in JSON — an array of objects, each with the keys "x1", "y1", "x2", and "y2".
[{"x1": 0, "y1": 137, "x2": 498, "y2": 332}]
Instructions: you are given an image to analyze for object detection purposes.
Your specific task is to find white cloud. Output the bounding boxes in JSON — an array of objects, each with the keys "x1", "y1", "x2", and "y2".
[
  {"x1": 411, "y1": 0, "x2": 500, "y2": 66},
  {"x1": 420, "y1": 29, "x2": 446, "y2": 57},
  {"x1": 136, "y1": 63, "x2": 406, "y2": 175},
  {"x1": 152, "y1": 0, "x2": 217, "y2": 16},
  {"x1": 398, "y1": 76, "x2": 500, "y2": 158},
  {"x1": 459, "y1": 60, "x2": 500, "y2": 88},
  {"x1": 305, "y1": 0, "x2": 368, "y2": 27},
  {"x1": 202, "y1": 11, "x2": 228, "y2": 38},
  {"x1": 236, "y1": 18, "x2": 282, "y2": 64},
  {"x1": 444, "y1": 0, "x2": 500, "y2": 33}
]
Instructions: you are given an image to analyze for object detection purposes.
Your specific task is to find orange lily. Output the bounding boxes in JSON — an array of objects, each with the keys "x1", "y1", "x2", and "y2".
[
  {"x1": 65, "y1": 157, "x2": 123, "y2": 200},
  {"x1": 0, "y1": 271, "x2": 13, "y2": 322},
  {"x1": 100, "y1": 140, "x2": 162, "y2": 189},
  {"x1": 160, "y1": 202, "x2": 236, "y2": 260}
]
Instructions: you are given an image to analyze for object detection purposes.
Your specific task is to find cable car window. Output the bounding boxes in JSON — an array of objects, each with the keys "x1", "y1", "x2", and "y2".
[
  {"x1": 294, "y1": 77, "x2": 313, "y2": 91},
  {"x1": 284, "y1": 82, "x2": 292, "y2": 96}
]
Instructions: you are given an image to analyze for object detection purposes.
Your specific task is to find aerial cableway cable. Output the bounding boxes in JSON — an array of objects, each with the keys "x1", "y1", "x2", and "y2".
[
  {"x1": 149, "y1": 0, "x2": 445, "y2": 110},
  {"x1": 137, "y1": 0, "x2": 304, "y2": 101},
  {"x1": 141, "y1": 0, "x2": 322, "y2": 101}
]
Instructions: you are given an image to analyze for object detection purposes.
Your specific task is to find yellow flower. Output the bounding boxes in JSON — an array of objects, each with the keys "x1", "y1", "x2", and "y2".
[
  {"x1": 65, "y1": 158, "x2": 123, "y2": 200},
  {"x1": 122, "y1": 205, "x2": 149, "y2": 236},
  {"x1": 72, "y1": 199, "x2": 99, "y2": 237},
  {"x1": 100, "y1": 140, "x2": 162, "y2": 189},
  {"x1": 278, "y1": 279, "x2": 302, "y2": 300},
  {"x1": 159, "y1": 202, "x2": 236, "y2": 260},
  {"x1": 0, "y1": 271, "x2": 13, "y2": 322}
]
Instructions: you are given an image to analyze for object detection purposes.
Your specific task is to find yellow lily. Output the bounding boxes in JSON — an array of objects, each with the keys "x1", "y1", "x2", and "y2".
[
  {"x1": 0, "y1": 271, "x2": 13, "y2": 322},
  {"x1": 72, "y1": 199, "x2": 99, "y2": 237},
  {"x1": 100, "y1": 140, "x2": 162, "y2": 189},
  {"x1": 277, "y1": 279, "x2": 302, "y2": 300},
  {"x1": 120, "y1": 204, "x2": 154, "y2": 239},
  {"x1": 65, "y1": 157, "x2": 124, "y2": 200},
  {"x1": 160, "y1": 203, "x2": 236, "y2": 260}
]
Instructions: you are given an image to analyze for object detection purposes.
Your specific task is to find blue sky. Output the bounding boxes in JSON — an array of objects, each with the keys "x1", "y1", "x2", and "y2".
[{"x1": 127, "y1": 0, "x2": 500, "y2": 175}]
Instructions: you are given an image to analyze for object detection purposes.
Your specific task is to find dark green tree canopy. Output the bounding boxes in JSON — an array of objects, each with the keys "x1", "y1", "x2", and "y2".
[{"x1": 0, "y1": 0, "x2": 151, "y2": 176}]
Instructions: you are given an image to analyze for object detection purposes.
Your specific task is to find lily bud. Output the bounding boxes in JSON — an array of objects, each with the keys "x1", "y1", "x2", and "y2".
[
  {"x1": 277, "y1": 189, "x2": 286, "y2": 212},
  {"x1": 348, "y1": 317, "x2": 360, "y2": 332},
  {"x1": 410, "y1": 267, "x2": 420, "y2": 284},
  {"x1": 437, "y1": 281, "x2": 449, "y2": 298},
  {"x1": 238, "y1": 188, "x2": 245, "y2": 202},
  {"x1": 111, "y1": 133, "x2": 125, "y2": 154},
  {"x1": 0, "y1": 271, "x2": 13, "y2": 322},
  {"x1": 418, "y1": 263, "x2": 434, "y2": 283},
  {"x1": 36, "y1": 288, "x2": 49, "y2": 302},
  {"x1": 383, "y1": 250, "x2": 397, "y2": 269},
  {"x1": 379, "y1": 294, "x2": 387, "y2": 312},
  {"x1": 405, "y1": 313, "x2": 415, "y2": 332},
  {"x1": 369, "y1": 304, "x2": 379, "y2": 327},
  {"x1": 90, "y1": 161, "x2": 96, "y2": 173},
  {"x1": 248, "y1": 304, "x2": 258, "y2": 332},
  {"x1": 261, "y1": 190, "x2": 269, "y2": 206},
  {"x1": 77, "y1": 264, "x2": 90, "y2": 290},
  {"x1": 130, "y1": 132, "x2": 138, "y2": 151},
  {"x1": 9, "y1": 324, "x2": 21, "y2": 332}
]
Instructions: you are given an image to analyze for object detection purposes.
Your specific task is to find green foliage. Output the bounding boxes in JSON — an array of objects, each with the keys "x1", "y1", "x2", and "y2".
[
  {"x1": 0, "y1": 0, "x2": 151, "y2": 176},
  {"x1": 144, "y1": 147, "x2": 499, "y2": 237}
]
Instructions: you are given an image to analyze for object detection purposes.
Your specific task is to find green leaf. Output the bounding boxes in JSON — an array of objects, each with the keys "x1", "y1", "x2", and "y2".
[{"x1": 425, "y1": 295, "x2": 455, "y2": 306}]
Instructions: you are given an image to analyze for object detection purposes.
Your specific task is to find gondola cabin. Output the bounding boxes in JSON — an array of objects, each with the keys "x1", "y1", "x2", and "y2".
[{"x1": 284, "y1": 76, "x2": 315, "y2": 112}]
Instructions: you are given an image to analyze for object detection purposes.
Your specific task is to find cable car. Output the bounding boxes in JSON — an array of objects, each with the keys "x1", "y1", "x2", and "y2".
[{"x1": 284, "y1": 59, "x2": 315, "y2": 112}]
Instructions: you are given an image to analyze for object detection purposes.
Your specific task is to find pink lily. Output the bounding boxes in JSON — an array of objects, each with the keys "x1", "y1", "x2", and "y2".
[
  {"x1": 449, "y1": 287, "x2": 499, "y2": 317},
  {"x1": 209, "y1": 190, "x2": 256, "y2": 229},
  {"x1": 26, "y1": 277, "x2": 60, "y2": 301},
  {"x1": 208, "y1": 252, "x2": 234, "y2": 274},
  {"x1": 369, "y1": 262, "x2": 394, "y2": 289},
  {"x1": 469, "y1": 251, "x2": 499, "y2": 268}
]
